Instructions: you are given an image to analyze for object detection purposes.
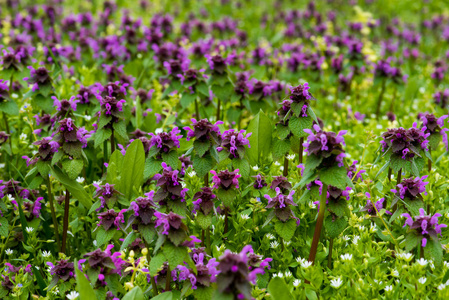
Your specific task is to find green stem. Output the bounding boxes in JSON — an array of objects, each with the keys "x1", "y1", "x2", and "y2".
[
  {"x1": 327, "y1": 238, "x2": 334, "y2": 269},
  {"x1": 283, "y1": 155, "x2": 288, "y2": 177},
  {"x1": 110, "y1": 128, "x2": 115, "y2": 154},
  {"x1": 427, "y1": 150, "x2": 431, "y2": 172},
  {"x1": 165, "y1": 265, "x2": 171, "y2": 291},
  {"x1": 61, "y1": 189, "x2": 70, "y2": 254},
  {"x1": 103, "y1": 140, "x2": 108, "y2": 172},
  {"x1": 206, "y1": 227, "x2": 211, "y2": 256},
  {"x1": 216, "y1": 98, "x2": 221, "y2": 121},
  {"x1": 308, "y1": 184, "x2": 328, "y2": 265},
  {"x1": 195, "y1": 97, "x2": 200, "y2": 119},
  {"x1": 204, "y1": 173, "x2": 209, "y2": 187},
  {"x1": 375, "y1": 78, "x2": 387, "y2": 119},
  {"x1": 299, "y1": 137, "x2": 304, "y2": 165},
  {"x1": 224, "y1": 209, "x2": 229, "y2": 235},
  {"x1": 46, "y1": 175, "x2": 60, "y2": 252},
  {"x1": 387, "y1": 167, "x2": 392, "y2": 182},
  {"x1": 397, "y1": 168, "x2": 402, "y2": 185}
]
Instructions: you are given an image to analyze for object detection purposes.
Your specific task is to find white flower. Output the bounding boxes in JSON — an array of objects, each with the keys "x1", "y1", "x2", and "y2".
[
  {"x1": 330, "y1": 277, "x2": 343, "y2": 289},
  {"x1": 270, "y1": 241, "x2": 279, "y2": 248},
  {"x1": 240, "y1": 214, "x2": 250, "y2": 220},
  {"x1": 296, "y1": 257, "x2": 303, "y2": 263},
  {"x1": 418, "y1": 277, "x2": 427, "y2": 284},
  {"x1": 76, "y1": 177, "x2": 85, "y2": 184},
  {"x1": 274, "y1": 161, "x2": 281, "y2": 166},
  {"x1": 42, "y1": 250, "x2": 51, "y2": 258},
  {"x1": 181, "y1": 182, "x2": 187, "y2": 188},
  {"x1": 284, "y1": 271, "x2": 292, "y2": 278},
  {"x1": 251, "y1": 165, "x2": 259, "y2": 171},
  {"x1": 416, "y1": 258, "x2": 428, "y2": 267},
  {"x1": 19, "y1": 133, "x2": 27, "y2": 141},
  {"x1": 438, "y1": 283, "x2": 447, "y2": 290},
  {"x1": 26, "y1": 227, "x2": 34, "y2": 233},
  {"x1": 284, "y1": 240, "x2": 291, "y2": 246},
  {"x1": 280, "y1": 166, "x2": 284, "y2": 171},
  {"x1": 188, "y1": 171, "x2": 196, "y2": 178},
  {"x1": 84, "y1": 115, "x2": 92, "y2": 121},
  {"x1": 293, "y1": 279, "x2": 301, "y2": 287},
  {"x1": 93, "y1": 240, "x2": 97, "y2": 246},
  {"x1": 370, "y1": 223, "x2": 377, "y2": 233},
  {"x1": 397, "y1": 252, "x2": 413, "y2": 262},
  {"x1": 0, "y1": 163, "x2": 4, "y2": 168},
  {"x1": 5, "y1": 249, "x2": 13, "y2": 255},
  {"x1": 341, "y1": 235, "x2": 350, "y2": 242},
  {"x1": 391, "y1": 269, "x2": 399, "y2": 277},
  {"x1": 277, "y1": 272, "x2": 284, "y2": 278},
  {"x1": 35, "y1": 266, "x2": 40, "y2": 270},
  {"x1": 52, "y1": 288, "x2": 60, "y2": 295},
  {"x1": 66, "y1": 291, "x2": 80, "y2": 300},
  {"x1": 265, "y1": 233, "x2": 275, "y2": 240},
  {"x1": 358, "y1": 225, "x2": 366, "y2": 232},
  {"x1": 340, "y1": 254, "x2": 353, "y2": 262},
  {"x1": 385, "y1": 285, "x2": 393, "y2": 292},
  {"x1": 155, "y1": 128, "x2": 163, "y2": 134},
  {"x1": 287, "y1": 154, "x2": 296, "y2": 161},
  {"x1": 444, "y1": 261, "x2": 449, "y2": 268},
  {"x1": 352, "y1": 235, "x2": 360, "y2": 245},
  {"x1": 300, "y1": 260, "x2": 313, "y2": 269},
  {"x1": 93, "y1": 180, "x2": 102, "y2": 186},
  {"x1": 308, "y1": 201, "x2": 316, "y2": 209}
]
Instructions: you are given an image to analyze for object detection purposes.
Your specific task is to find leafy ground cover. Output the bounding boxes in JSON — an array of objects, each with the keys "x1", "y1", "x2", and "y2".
[{"x1": 1, "y1": 0, "x2": 449, "y2": 299}]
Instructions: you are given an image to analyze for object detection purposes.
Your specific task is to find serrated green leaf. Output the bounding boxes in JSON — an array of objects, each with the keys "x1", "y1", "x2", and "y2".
[
  {"x1": 319, "y1": 166, "x2": 348, "y2": 189},
  {"x1": 211, "y1": 82, "x2": 234, "y2": 101},
  {"x1": 144, "y1": 157, "x2": 163, "y2": 179},
  {"x1": 194, "y1": 140, "x2": 211, "y2": 158},
  {"x1": 276, "y1": 124, "x2": 290, "y2": 140},
  {"x1": 150, "y1": 252, "x2": 167, "y2": 276},
  {"x1": 324, "y1": 215, "x2": 347, "y2": 238},
  {"x1": 272, "y1": 139, "x2": 291, "y2": 160},
  {"x1": 274, "y1": 218, "x2": 297, "y2": 241},
  {"x1": 193, "y1": 154, "x2": 214, "y2": 177},
  {"x1": 196, "y1": 212, "x2": 212, "y2": 230},
  {"x1": 0, "y1": 100, "x2": 19, "y2": 115},
  {"x1": 163, "y1": 242, "x2": 188, "y2": 269},
  {"x1": 139, "y1": 224, "x2": 157, "y2": 244},
  {"x1": 96, "y1": 227, "x2": 116, "y2": 247},
  {"x1": 0, "y1": 217, "x2": 9, "y2": 237},
  {"x1": 61, "y1": 158, "x2": 84, "y2": 180},
  {"x1": 304, "y1": 154, "x2": 323, "y2": 174},
  {"x1": 113, "y1": 121, "x2": 129, "y2": 141},
  {"x1": 267, "y1": 277, "x2": 293, "y2": 300},
  {"x1": 288, "y1": 116, "x2": 312, "y2": 138},
  {"x1": 216, "y1": 188, "x2": 237, "y2": 207},
  {"x1": 404, "y1": 232, "x2": 419, "y2": 252},
  {"x1": 121, "y1": 231, "x2": 137, "y2": 251},
  {"x1": 162, "y1": 150, "x2": 179, "y2": 170},
  {"x1": 180, "y1": 92, "x2": 196, "y2": 108},
  {"x1": 232, "y1": 158, "x2": 250, "y2": 179}
]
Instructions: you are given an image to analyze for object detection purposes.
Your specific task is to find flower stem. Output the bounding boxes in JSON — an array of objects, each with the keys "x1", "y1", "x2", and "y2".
[
  {"x1": 299, "y1": 137, "x2": 304, "y2": 165},
  {"x1": 204, "y1": 173, "x2": 209, "y2": 187},
  {"x1": 195, "y1": 97, "x2": 200, "y2": 119},
  {"x1": 375, "y1": 78, "x2": 387, "y2": 119},
  {"x1": 216, "y1": 98, "x2": 221, "y2": 121},
  {"x1": 224, "y1": 209, "x2": 229, "y2": 235},
  {"x1": 387, "y1": 167, "x2": 392, "y2": 182},
  {"x1": 397, "y1": 168, "x2": 402, "y2": 184},
  {"x1": 103, "y1": 140, "x2": 108, "y2": 172},
  {"x1": 420, "y1": 245, "x2": 424, "y2": 259},
  {"x1": 110, "y1": 127, "x2": 115, "y2": 154},
  {"x1": 46, "y1": 175, "x2": 60, "y2": 251},
  {"x1": 308, "y1": 184, "x2": 328, "y2": 265},
  {"x1": 327, "y1": 238, "x2": 334, "y2": 269},
  {"x1": 61, "y1": 189, "x2": 70, "y2": 254},
  {"x1": 146, "y1": 252, "x2": 158, "y2": 295},
  {"x1": 201, "y1": 229, "x2": 205, "y2": 247},
  {"x1": 427, "y1": 150, "x2": 431, "y2": 172},
  {"x1": 206, "y1": 227, "x2": 211, "y2": 255},
  {"x1": 283, "y1": 155, "x2": 288, "y2": 177},
  {"x1": 165, "y1": 265, "x2": 171, "y2": 291}
]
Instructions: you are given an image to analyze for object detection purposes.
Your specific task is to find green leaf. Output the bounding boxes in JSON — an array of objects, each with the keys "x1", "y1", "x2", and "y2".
[
  {"x1": 304, "y1": 154, "x2": 323, "y2": 174},
  {"x1": 162, "y1": 150, "x2": 178, "y2": 170},
  {"x1": 216, "y1": 188, "x2": 237, "y2": 207},
  {"x1": 144, "y1": 157, "x2": 163, "y2": 179},
  {"x1": 246, "y1": 110, "x2": 272, "y2": 165},
  {"x1": 94, "y1": 128, "x2": 112, "y2": 148},
  {"x1": 163, "y1": 242, "x2": 188, "y2": 269},
  {"x1": 36, "y1": 160, "x2": 50, "y2": 177},
  {"x1": 51, "y1": 151, "x2": 64, "y2": 165},
  {"x1": 50, "y1": 166, "x2": 92, "y2": 208},
  {"x1": 139, "y1": 224, "x2": 157, "y2": 244},
  {"x1": 75, "y1": 261, "x2": 96, "y2": 300},
  {"x1": 298, "y1": 169, "x2": 317, "y2": 188},
  {"x1": 113, "y1": 121, "x2": 129, "y2": 141},
  {"x1": 193, "y1": 154, "x2": 215, "y2": 177},
  {"x1": 196, "y1": 82, "x2": 209, "y2": 96},
  {"x1": 0, "y1": 217, "x2": 9, "y2": 237},
  {"x1": 150, "y1": 252, "x2": 167, "y2": 276},
  {"x1": 151, "y1": 292, "x2": 174, "y2": 300},
  {"x1": 307, "y1": 106, "x2": 318, "y2": 124},
  {"x1": 272, "y1": 139, "x2": 291, "y2": 160},
  {"x1": 122, "y1": 286, "x2": 144, "y2": 300},
  {"x1": 196, "y1": 212, "x2": 212, "y2": 230},
  {"x1": 118, "y1": 140, "x2": 145, "y2": 200},
  {"x1": 120, "y1": 231, "x2": 137, "y2": 251},
  {"x1": 96, "y1": 227, "x2": 116, "y2": 247},
  {"x1": 194, "y1": 287, "x2": 214, "y2": 300},
  {"x1": 319, "y1": 166, "x2": 348, "y2": 190},
  {"x1": 375, "y1": 161, "x2": 390, "y2": 179},
  {"x1": 390, "y1": 154, "x2": 409, "y2": 172},
  {"x1": 232, "y1": 158, "x2": 250, "y2": 179},
  {"x1": 276, "y1": 124, "x2": 290, "y2": 140},
  {"x1": 61, "y1": 158, "x2": 84, "y2": 180},
  {"x1": 428, "y1": 133, "x2": 442, "y2": 150},
  {"x1": 327, "y1": 199, "x2": 349, "y2": 217},
  {"x1": 305, "y1": 288, "x2": 318, "y2": 300},
  {"x1": 194, "y1": 140, "x2": 211, "y2": 158},
  {"x1": 274, "y1": 218, "x2": 297, "y2": 241},
  {"x1": 288, "y1": 116, "x2": 312, "y2": 138},
  {"x1": 404, "y1": 232, "x2": 419, "y2": 252},
  {"x1": 267, "y1": 277, "x2": 293, "y2": 300},
  {"x1": 180, "y1": 92, "x2": 197, "y2": 108},
  {"x1": 97, "y1": 115, "x2": 112, "y2": 130},
  {"x1": 211, "y1": 82, "x2": 234, "y2": 101},
  {"x1": 425, "y1": 235, "x2": 443, "y2": 266},
  {"x1": 324, "y1": 215, "x2": 347, "y2": 239},
  {"x1": 0, "y1": 100, "x2": 19, "y2": 115}
]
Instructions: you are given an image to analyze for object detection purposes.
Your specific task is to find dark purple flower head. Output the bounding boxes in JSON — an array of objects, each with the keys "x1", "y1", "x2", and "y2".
[
  {"x1": 22, "y1": 137, "x2": 60, "y2": 167},
  {"x1": 402, "y1": 208, "x2": 447, "y2": 247},
  {"x1": 0, "y1": 80, "x2": 10, "y2": 101},
  {"x1": 55, "y1": 118, "x2": 91, "y2": 151},
  {"x1": 83, "y1": 248, "x2": 116, "y2": 270},
  {"x1": 433, "y1": 89, "x2": 449, "y2": 109},
  {"x1": 98, "y1": 209, "x2": 127, "y2": 231},
  {"x1": 418, "y1": 113, "x2": 448, "y2": 150},
  {"x1": 153, "y1": 163, "x2": 189, "y2": 205},
  {"x1": 253, "y1": 174, "x2": 267, "y2": 190},
  {"x1": 391, "y1": 176, "x2": 428, "y2": 200},
  {"x1": 176, "y1": 252, "x2": 219, "y2": 290},
  {"x1": 77, "y1": 85, "x2": 95, "y2": 104},
  {"x1": 23, "y1": 66, "x2": 52, "y2": 92},
  {"x1": 97, "y1": 95, "x2": 126, "y2": 118},
  {"x1": 98, "y1": 81, "x2": 129, "y2": 99},
  {"x1": 347, "y1": 160, "x2": 365, "y2": 181},
  {"x1": 154, "y1": 211, "x2": 188, "y2": 246},
  {"x1": 179, "y1": 154, "x2": 192, "y2": 175},
  {"x1": 148, "y1": 127, "x2": 182, "y2": 154},
  {"x1": 361, "y1": 193, "x2": 391, "y2": 216},
  {"x1": 0, "y1": 179, "x2": 27, "y2": 199},
  {"x1": 217, "y1": 129, "x2": 251, "y2": 159},
  {"x1": 0, "y1": 131, "x2": 9, "y2": 145},
  {"x1": 270, "y1": 176, "x2": 292, "y2": 194},
  {"x1": 183, "y1": 118, "x2": 222, "y2": 143},
  {"x1": 374, "y1": 59, "x2": 392, "y2": 78},
  {"x1": 210, "y1": 169, "x2": 241, "y2": 190},
  {"x1": 205, "y1": 54, "x2": 228, "y2": 75},
  {"x1": 1, "y1": 49, "x2": 21, "y2": 70},
  {"x1": 23, "y1": 197, "x2": 43, "y2": 219},
  {"x1": 216, "y1": 245, "x2": 270, "y2": 299},
  {"x1": 48, "y1": 259, "x2": 74, "y2": 282},
  {"x1": 52, "y1": 96, "x2": 78, "y2": 119},
  {"x1": 136, "y1": 88, "x2": 154, "y2": 104},
  {"x1": 93, "y1": 183, "x2": 122, "y2": 210},
  {"x1": 380, "y1": 123, "x2": 430, "y2": 160},
  {"x1": 192, "y1": 187, "x2": 216, "y2": 215},
  {"x1": 303, "y1": 124, "x2": 347, "y2": 167},
  {"x1": 163, "y1": 59, "x2": 189, "y2": 76},
  {"x1": 129, "y1": 191, "x2": 158, "y2": 225},
  {"x1": 264, "y1": 187, "x2": 299, "y2": 223}
]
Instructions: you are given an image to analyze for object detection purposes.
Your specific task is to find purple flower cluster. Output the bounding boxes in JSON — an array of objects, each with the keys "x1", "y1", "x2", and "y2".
[
  {"x1": 391, "y1": 176, "x2": 428, "y2": 200},
  {"x1": 264, "y1": 187, "x2": 299, "y2": 224},
  {"x1": 216, "y1": 245, "x2": 271, "y2": 299},
  {"x1": 270, "y1": 176, "x2": 292, "y2": 194},
  {"x1": 98, "y1": 209, "x2": 127, "y2": 231},
  {"x1": 176, "y1": 252, "x2": 219, "y2": 290},
  {"x1": 93, "y1": 182, "x2": 122, "y2": 210},
  {"x1": 303, "y1": 124, "x2": 347, "y2": 167},
  {"x1": 217, "y1": 129, "x2": 251, "y2": 159},
  {"x1": 402, "y1": 208, "x2": 447, "y2": 247},
  {"x1": 129, "y1": 191, "x2": 158, "y2": 226},
  {"x1": 22, "y1": 137, "x2": 60, "y2": 167},
  {"x1": 183, "y1": 118, "x2": 222, "y2": 143},
  {"x1": 23, "y1": 66, "x2": 52, "y2": 92},
  {"x1": 153, "y1": 162, "x2": 189, "y2": 206},
  {"x1": 154, "y1": 211, "x2": 190, "y2": 246},
  {"x1": 210, "y1": 169, "x2": 241, "y2": 190},
  {"x1": 418, "y1": 113, "x2": 448, "y2": 150},
  {"x1": 253, "y1": 174, "x2": 267, "y2": 190},
  {"x1": 192, "y1": 187, "x2": 216, "y2": 215},
  {"x1": 361, "y1": 192, "x2": 391, "y2": 216},
  {"x1": 148, "y1": 127, "x2": 182, "y2": 154},
  {"x1": 380, "y1": 123, "x2": 430, "y2": 160},
  {"x1": 55, "y1": 117, "x2": 92, "y2": 151}
]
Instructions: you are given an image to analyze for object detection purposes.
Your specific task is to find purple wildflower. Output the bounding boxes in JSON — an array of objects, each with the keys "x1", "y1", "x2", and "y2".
[
  {"x1": 402, "y1": 208, "x2": 447, "y2": 247},
  {"x1": 216, "y1": 129, "x2": 251, "y2": 159}
]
